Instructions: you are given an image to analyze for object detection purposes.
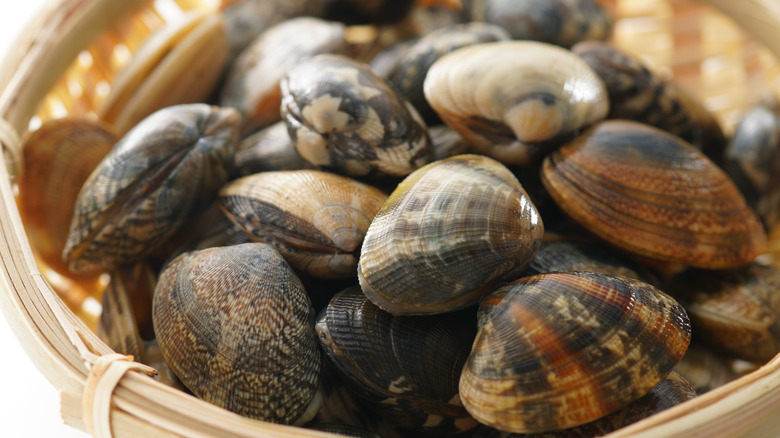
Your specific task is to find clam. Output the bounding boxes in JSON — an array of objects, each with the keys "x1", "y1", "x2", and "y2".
[
  {"x1": 219, "y1": 170, "x2": 388, "y2": 279},
  {"x1": 463, "y1": 0, "x2": 612, "y2": 48},
  {"x1": 220, "y1": 17, "x2": 350, "y2": 135},
  {"x1": 541, "y1": 120, "x2": 767, "y2": 269},
  {"x1": 18, "y1": 117, "x2": 115, "y2": 279},
  {"x1": 63, "y1": 104, "x2": 239, "y2": 273},
  {"x1": 429, "y1": 124, "x2": 472, "y2": 161},
  {"x1": 669, "y1": 262, "x2": 780, "y2": 362},
  {"x1": 673, "y1": 343, "x2": 741, "y2": 394},
  {"x1": 281, "y1": 54, "x2": 433, "y2": 180},
  {"x1": 233, "y1": 121, "x2": 315, "y2": 177},
  {"x1": 99, "y1": 11, "x2": 228, "y2": 135},
  {"x1": 572, "y1": 41, "x2": 727, "y2": 162},
  {"x1": 423, "y1": 41, "x2": 609, "y2": 165},
  {"x1": 153, "y1": 242, "x2": 322, "y2": 424},
  {"x1": 389, "y1": 22, "x2": 510, "y2": 124},
  {"x1": 459, "y1": 271, "x2": 691, "y2": 434},
  {"x1": 724, "y1": 103, "x2": 780, "y2": 231},
  {"x1": 316, "y1": 286, "x2": 479, "y2": 436},
  {"x1": 358, "y1": 154, "x2": 543, "y2": 315}
]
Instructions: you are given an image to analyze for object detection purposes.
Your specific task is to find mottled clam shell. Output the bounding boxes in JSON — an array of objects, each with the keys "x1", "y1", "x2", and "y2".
[
  {"x1": 18, "y1": 117, "x2": 115, "y2": 278},
  {"x1": 389, "y1": 22, "x2": 510, "y2": 124},
  {"x1": 423, "y1": 41, "x2": 608, "y2": 165},
  {"x1": 219, "y1": 170, "x2": 388, "y2": 279},
  {"x1": 541, "y1": 120, "x2": 767, "y2": 269},
  {"x1": 572, "y1": 41, "x2": 727, "y2": 162},
  {"x1": 669, "y1": 262, "x2": 780, "y2": 362},
  {"x1": 520, "y1": 240, "x2": 648, "y2": 282},
  {"x1": 464, "y1": 0, "x2": 611, "y2": 48},
  {"x1": 460, "y1": 271, "x2": 691, "y2": 434},
  {"x1": 99, "y1": 11, "x2": 228, "y2": 135},
  {"x1": 220, "y1": 17, "x2": 349, "y2": 135},
  {"x1": 153, "y1": 243, "x2": 322, "y2": 424},
  {"x1": 673, "y1": 343, "x2": 740, "y2": 394},
  {"x1": 358, "y1": 154, "x2": 543, "y2": 315},
  {"x1": 429, "y1": 124, "x2": 472, "y2": 160},
  {"x1": 281, "y1": 54, "x2": 433, "y2": 179},
  {"x1": 233, "y1": 121, "x2": 315, "y2": 177},
  {"x1": 63, "y1": 104, "x2": 239, "y2": 273},
  {"x1": 725, "y1": 104, "x2": 780, "y2": 231},
  {"x1": 316, "y1": 286, "x2": 479, "y2": 435}
]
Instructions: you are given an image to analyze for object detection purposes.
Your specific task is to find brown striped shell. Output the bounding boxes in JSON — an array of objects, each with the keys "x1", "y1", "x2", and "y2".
[
  {"x1": 459, "y1": 271, "x2": 691, "y2": 434},
  {"x1": 464, "y1": 0, "x2": 611, "y2": 48},
  {"x1": 220, "y1": 17, "x2": 349, "y2": 135},
  {"x1": 358, "y1": 154, "x2": 543, "y2": 315},
  {"x1": 281, "y1": 54, "x2": 433, "y2": 180},
  {"x1": 219, "y1": 170, "x2": 388, "y2": 279},
  {"x1": 520, "y1": 240, "x2": 650, "y2": 283},
  {"x1": 63, "y1": 104, "x2": 239, "y2": 273},
  {"x1": 152, "y1": 242, "x2": 322, "y2": 424},
  {"x1": 423, "y1": 41, "x2": 609, "y2": 165},
  {"x1": 572, "y1": 41, "x2": 727, "y2": 162},
  {"x1": 18, "y1": 117, "x2": 115, "y2": 279},
  {"x1": 316, "y1": 286, "x2": 479, "y2": 436},
  {"x1": 669, "y1": 262, "x2": 780, "y2": 362},
  {"x1": 541, "y1": 120, "x2": 767, "y2": 269}
]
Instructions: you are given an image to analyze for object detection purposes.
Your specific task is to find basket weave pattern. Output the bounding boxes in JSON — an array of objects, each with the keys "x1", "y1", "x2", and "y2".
[{"x1": 0, "y1": 0, "x2": 779, "y2": 437}]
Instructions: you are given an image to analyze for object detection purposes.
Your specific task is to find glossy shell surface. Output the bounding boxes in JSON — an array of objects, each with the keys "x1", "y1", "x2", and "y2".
[
  {"x1": 358, "y1": 154, "x2": 543, "y2": 315},
  {"x1": 423, "y1": 41, "x2": 608, "y2": 165},
  {"x1": 153, "y1": 242, "x2": 322, "y2": 424},
  {"x1": 63, "y1": 104, "x2": 239, "y2": 273},
  {"x1": 541, "y1": 120, "x2": 767, "y2": 269},
  {"x1": 460, "y1": 271, "x2": 691, "y2": 433}
]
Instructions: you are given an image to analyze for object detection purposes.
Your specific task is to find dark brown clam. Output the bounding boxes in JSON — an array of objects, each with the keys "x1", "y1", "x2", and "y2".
[
  {"x1": 233, "y1": 121, "x2": 315, "y2": 177},
  {"x1": 389, "y1": 22, "x2": 510, "y2": 124},
  {"x1": 358, "y1": 154, "x2": 543, "y2": 315},
  {"x1": 463, "y1": 0, "x2": 612, "y2": 48},
  {"x1": 724, "y1": 104, "x2": 780, "y2": 231},
  {"x1": 541, "y1": 120, "x2": 767, "y2": 269},
  {"x1": 220, "y1": 17, "x2": 349, "y2": 135},
  {"x1": 153, "y1": 242, "x2": 322, "y2": 424},
  {"x1": 281, "y1": 54, "x2": 433, "y2": 180},
  {"x1": 459, "y1": 271, "x2": 691, "y2": 434},
  {"x1": 669, "y1": 262, "x2": 780, "y2": 362},
  {"x1": 62, "y1": 104, "x2": 239, "y2": 273},
  {"x1": 219, "y1": 170, "x2": 388, "y2": 279},
  {"x1": 423, "y1": 41, "x2": 608, "y2": 165},
  {"x1": 316, "y1": 286, "x2": 479, "y2": 436},
  {"x1": 572, "y1": 41, "x2": 727, "y2": 162}
]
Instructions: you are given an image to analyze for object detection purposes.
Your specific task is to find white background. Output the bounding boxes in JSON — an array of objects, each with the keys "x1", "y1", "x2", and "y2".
[{"x1": 0, "y1": 1, "x2": 90, "y2": 436}]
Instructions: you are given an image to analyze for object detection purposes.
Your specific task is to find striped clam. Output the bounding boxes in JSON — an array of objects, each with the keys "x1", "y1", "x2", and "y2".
[
  {"x1": 358, "y1": 154, "x2": 543, "y2": 315},
  {"x1": 220, "y1": 17, "x2": 350, "y2": 135},
  {"x1": 460, "y1": 271, "x2": 691, "y2": 434},
  {"x1": 281, "y1": 54, "x2": 433, "y2": 180},
  {"x1": 219, "y1": 170, "x2": 388, "y2": 279},
  {"x1": 153, "y1": 242, "x2": 322, "y2": 424},
  {"x1": 572, "y1": 41, "x2": 727, "y2": 162},
  {"x1": 232, "y1": 121, "x2": 314, "y2": 177},
  {"x1": 463, "y1": 0, "x2": 612, "y2": 48},
  {"x1": 62, "y1": 103, "x2": 239, "y2": 273},
  {"x1": 423, "y1": 41, "x2": 609, "y2": 165},
  {"x1": 541, "y1": 120, "x2": 767, "y2": 269},
  {"x1": 316, "y1": 286, "x2": 479, "y2": 436}
]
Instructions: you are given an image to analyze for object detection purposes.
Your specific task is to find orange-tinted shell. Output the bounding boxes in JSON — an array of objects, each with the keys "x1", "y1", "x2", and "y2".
[
  {"x1": 541, "y1": 120, "x2": 767, "y2": 269},
  {"x1": 459, "y1": 271, "x2": 691, "y2": 433}
]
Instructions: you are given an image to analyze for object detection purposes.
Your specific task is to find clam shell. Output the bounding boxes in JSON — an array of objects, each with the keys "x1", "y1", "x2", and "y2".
[
  {"x1": 219, "y1": 170, "x2": 388, "y2": 279},
  {"x1": 281, "y1": 54, "x2": 433, "y2": 179},
  {"x1": 520, "y1": 240, "x2": 649, "y2": 282},
  {"x1": 63, "y1": 104, "x2": 239, "y2": 273},
  {"x1": 358, "y1": 154, "x2": 543, "y2": 315},
  {"x1": 423, "y1": 40, "x2": 608, "y2": 165},
  {"x1": 541, "y1": 120, "x2": 767, "y2": 269},
  {"x1": 459, "y1": 271, "x2": 691, "y2": 433},
  {"x1": 153, "y1": 242, "x2": 322, "y2": 424},
  {"x1": 99, "y1": 11, "x2": 228, "y2": 135},
  {"x1": 233, "y1": 121, "x2": 315, "y2": 177}
]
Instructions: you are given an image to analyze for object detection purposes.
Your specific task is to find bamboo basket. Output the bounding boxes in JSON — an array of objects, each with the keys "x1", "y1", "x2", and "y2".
[{"x1": 1, "y1": 0, "x2": 780, "y2": 437}]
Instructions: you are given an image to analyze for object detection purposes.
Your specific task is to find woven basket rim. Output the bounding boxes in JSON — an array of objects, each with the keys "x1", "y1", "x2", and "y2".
[{"x1": 1, "y1": 0, "x2": 780, "y2": 437}]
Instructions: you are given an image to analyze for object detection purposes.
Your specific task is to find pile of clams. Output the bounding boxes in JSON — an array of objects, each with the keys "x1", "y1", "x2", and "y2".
[{"x1": 16, "y1": 0, "x2": 780, "y2": 436}]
